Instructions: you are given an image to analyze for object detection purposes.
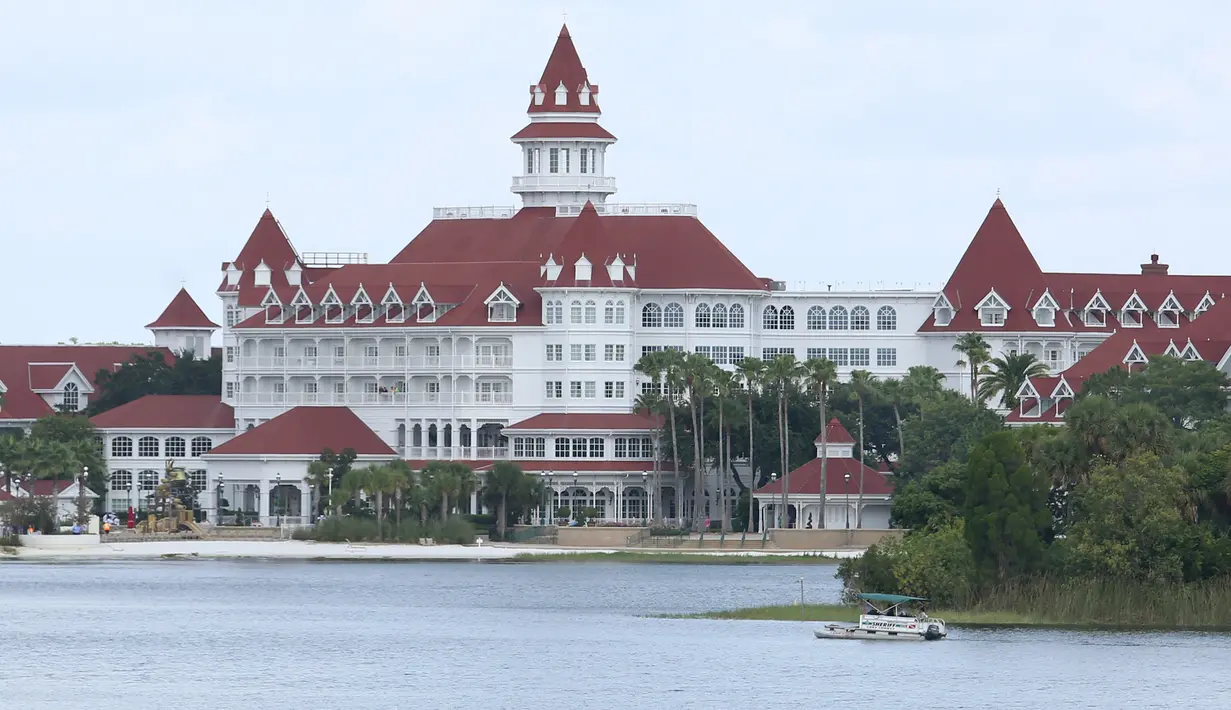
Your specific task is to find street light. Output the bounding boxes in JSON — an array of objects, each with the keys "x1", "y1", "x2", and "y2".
[
  {"x1": 641, "y1": 471, "x2": 648, "y2": 526},
  {"x1": 80, "y1": 465, "x2": 88, "y2": 529},
  {"x1": 539, "y1": 472, "x2": 550, "y2": 526},
  {"x1": 770, "y1": 472, "x2": 779, "y2": 529},
  {"x1": 216, "y1": 473, "x2": 225, "y2": 525},
  {"x1": 844, "y1": 472, "x2": 851, "y2": 529},
  {"x1": 275, "y1": 472, "x2": 282, "y2": 527}
]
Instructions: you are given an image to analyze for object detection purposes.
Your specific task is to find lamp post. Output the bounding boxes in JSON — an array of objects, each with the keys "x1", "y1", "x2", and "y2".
[
  {"x1": 641, "y1": 471, "x2": 648, "y2": 526},
  {"x1": 216, "y1": 473, "x2": 224, "y2": 525},
  {"x1": 844, "y1": 472, "x2": 851, "y2": 529},
  {"x1": 275, "y1": 472, "x2": 282, "y2": 527},
  {"x1": 770, "y1": 472, "x2": 779, "y2": 528},
  {"x1": 79, "y1": 466, "x2": 88, "y2": 528},
  {"x1": 572, "y1": 472, "x2": 579, "y2": 524},
  {"x1": 327, "y1": 466, "x2": 334, "y2": 515}
]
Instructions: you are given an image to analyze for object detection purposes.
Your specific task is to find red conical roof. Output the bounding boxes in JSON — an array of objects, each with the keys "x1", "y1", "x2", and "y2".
[
  {"x1": 813, "y1": 418, "x2": 855, "y2": 445},
  {"x1": 529, "y1": 24, "x2": 600, "y2": 114},
  {"x1": 147, "y1": 288, "x2": 219, "y2": 329}
]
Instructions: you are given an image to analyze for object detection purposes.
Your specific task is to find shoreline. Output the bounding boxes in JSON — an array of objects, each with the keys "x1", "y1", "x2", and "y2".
[{"x1": 1, "y1": 540, "x2": 852, "y2": 563}]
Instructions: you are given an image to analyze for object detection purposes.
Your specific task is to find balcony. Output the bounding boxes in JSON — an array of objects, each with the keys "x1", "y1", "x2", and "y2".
[
  {"x1": 403, "y1": 447, "x2": 510, "y2": 461},
  {"x1": 236, "y1": 355, "x2": 514, "y2": 372},
  {"x1": 432, "y1": 206, "x2": 517, "y2": 220},
  {"x1": 236, "y1": 391, "x2": 513, "y2": 406},
  {"x1": 555, "y1": 202, "x2": 696, "y2": 217},
  {"x1": 510, "y1": 175, "x2": 617, "y2": 192}
]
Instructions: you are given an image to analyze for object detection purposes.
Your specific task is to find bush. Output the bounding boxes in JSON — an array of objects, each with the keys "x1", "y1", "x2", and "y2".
[
  {"x1": 294, "y1": 516, "x2": 477, "y2": 545},
  {"x1": 835, "y1": 523, "x2": 976, "y2": 607},
  {"x1": 0, "y1": 532, "x2": 20, "y2": 547}
]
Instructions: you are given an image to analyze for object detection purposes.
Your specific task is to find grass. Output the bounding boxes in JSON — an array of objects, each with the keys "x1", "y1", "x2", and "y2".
[
  {"x1": 672, "y1": 604, "x2": 1050, "y2": 627},
  {"x1": 509, "y1": 551, "x2": 841, "y2": 565}
]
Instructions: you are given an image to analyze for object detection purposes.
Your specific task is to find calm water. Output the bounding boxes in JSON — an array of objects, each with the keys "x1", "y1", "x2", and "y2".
[{"x1": 0, "y1": 560, "x2": 1227, "y2": 709}]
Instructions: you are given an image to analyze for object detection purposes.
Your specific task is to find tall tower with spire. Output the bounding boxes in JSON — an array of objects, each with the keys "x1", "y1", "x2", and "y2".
[{"x1": 510, "y1": 25, "x2": 617, "y2": 209}]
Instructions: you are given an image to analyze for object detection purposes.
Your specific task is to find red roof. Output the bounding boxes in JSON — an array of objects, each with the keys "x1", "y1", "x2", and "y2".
[
  {"x1": 756, "y1": 458, "x2": 894, "y2": 496},
  {"x1": 0, "y1": 346, "x2": 175, "y2": 420},
  {"x1": 90, "y1": 395, "x2": 234, "y2": 430},
  {"x1": 147, "y1": 288, "x2": 219, "y2": 329},
  {"x1": 528, "y1": 25, "x2": 600, "y2": 115},
  {"x1": 504, "y1": 412, "x2": 663, "y2": 432},
  {"x1": 206, "y1": 406, "x2": 395, "y2": 456},
  {"x1": 0, "y1": 480, "x2": 77, "y2": 500},
  {"x1": 511, "y1": 122, "x2": 615, "y2": 141},
  {"x1": 401, "y1": 459, "x2": 675, "y2": 474},
  {"x1": 813, "y1": 418, "x2": 855, "y2": 445},
  {"x1": 217, "y1": 209, "x2": 311, "y2": 308}
]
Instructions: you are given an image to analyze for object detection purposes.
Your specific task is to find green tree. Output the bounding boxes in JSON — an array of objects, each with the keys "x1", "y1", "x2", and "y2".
[
  {"x1": 804, "y1": 357, "x2": 837, "y2": 527},
  {"x1": 1083, "y1": 356, "x2": 1229, "y2": 427},
  {"x1": 952, "y1": 333, "x2": 992, "y2": 401},
  {"x1": 899, "y1": 390, "x2": 1003, "y2": 479},
  {"x1": 29, "y1": 414, "x2": 106, "y2": 496},
  {"x1": 735, "y1": 356, "x2": 766, "y2": 531},
  {"x1": 977, "y1": 352, "x2": 1050, "y2": 408},
  {"x1": 484, "y1": 461, "x2": 539, "y2": 539},
  {"x1": 88, "y1": 350, "x2": 222, "y2": 415},
  {"x1": 963, "y1": 431, "x2": 1051, "y2": 581},
  {"x1": 849, "y1": 369, "x2": 877, "y2": 527},
  {"x1": 890, "y1": 460, "x2": 964, "y2": 531},
  {"x1": 766, "y1": 354, "x2": 805, "y2": 527}
]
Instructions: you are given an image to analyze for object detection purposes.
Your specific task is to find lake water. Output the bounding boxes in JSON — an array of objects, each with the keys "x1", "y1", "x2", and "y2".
[{"x1": 0, "y1": 560, "x2": 1227, "y2": 709}]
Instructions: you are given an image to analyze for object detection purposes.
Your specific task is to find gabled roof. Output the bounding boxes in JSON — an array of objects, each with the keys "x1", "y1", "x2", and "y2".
[
  {"x1": 528, "y1": 24, "x2": 600, "y2": 115},
  {"x1": 27, "y1": 363, "x2": 77, "y2": 391},
  {"x1": 90, "y1": 395, "x2": 234, "y2": 430},
  {"x1": 217, "y1": 209, "x2": 308, "y2": 307},
  {"x1": 813, "y1": 418, "x2": 855, "y2": 445},
  {"x1": 755, "y1": 458, "x2": 893, "y2": 496},
  {"x1": 205, "y1": 406, "x2": 395, "y2": 456},
  {"x1": 0, "y1": 346, "x2": 175, "y2": 420},
  {"x1": 504, "y1": 412, "x2": 663, "y2": 432},
  {"x1": 147, "y1": 288, "x2": 219, "y2": 330}
]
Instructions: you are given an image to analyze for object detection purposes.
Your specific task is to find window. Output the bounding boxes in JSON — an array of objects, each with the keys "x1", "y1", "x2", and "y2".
[
  {"x1": 806, "y1": 347, "x2": 826, "y2": 360},
  {"x1": 570, "y1": 301, "x2": 583, "y2": 324},
  {"x1": 729, "y1": 303, "x2": 745, "y2": 328},
  {"x1": 850, "y1": 306, "x2": 870, "y2": 330},
  {"x1": 762, "y1": 305, "x2": 778, "y2": 330},
  {"x1": 712, "y1": 303, "x2": 728, "y2": 328},
  {"x1": 604, "y1": 301, "x2": 616, "y2": 324},
  {"x1": 851, "y1": 348, "x2": 870, "y2": 367},
  {"x1": 137, "y1": 436, "x2": 159, "y2": 458},
  {"x1": 334, "y1": 382, "x2": 346, "y2": 394},
  {"x1": 614, "y1": 300, "x2": 625, "y2": 324},
  {"x1": 806, "y1": 306, "x2": 826, "y2": 330},
  {"x1": 304, "y1": 382, "x2": 318, "y2": 394},
  {"x1": 762, "y1": 347, "x2": 794, "y2": 360},
  {"x1": 514, "y1": 437, "x2": 547, "y2": 458},
  {"x1": 546, "y1": 381, "x2": 563, "y2": 399},
  {"x1": 585, "y1": 344, "x2": 596, "y2": 361},
  {"x1": 876, "y1": 306, "x2": 897, "y2": 331},
  {"x1": 111, "y1": 437, "x2": 133, "y2": 457},
  {"x1": 166, "y1": 437, "x2": 186, "y2": 458},
  {"x1": 580, "y1": 149, "x2": 589, "y2": 174},
  {"x1": 585, "y1": 437, "x2": 602, "y2": 458},
  {"x1": 225, "y1": 382, "x2": 235, "y2": 399},
  {"x1": 778, "y1": 305, "x2": 795, "y2": 329},
  {"x1": 585, "y1": 381, "x2": 596, "y2": 398},
  {"x1": 110, "y1": 470, "x2": 132, "y2": 491},
  {"x1": 555, "y1": 438, "x2": 570, "y2": 457},
  {"x1": 615, "y1": 437, "x2": 629, "y2": 458},
  {"x1": 664, "y1": 303, "x2": 684, "y2": 328},
  {"x1": 274, "y1": 381, "x2": 287, "y2": 394},
  {"x1": 570, "y1": 344, "x2": 583, "y2": 362},
  {"x1": 273, "y1": 345, "x2": 286, "y2": 362},
  {"x1": 641, "y1": 303, "x2": 662, "y2": 328},
  {"x1": 876, "y1": 348, "x2": 897, "y2": 367},
  {"x1": 225, "y1": 306, "x2": 240, "y2": 328},
  {"x1": 138, "y1": 470, "x2": 160, "y2": 492},
  {"x1": 489, "y1": 303, "x2": 515, "y2": 322},
  {"x1": 61, "y1": 382, "x2": 79, "y2": 411},
  {"x1": 572, "y1": 437, "x2": 587, "y2": 457},
  {"x1": 641, "y1": 345, "x2": 663, "y2": 358},
  {"x1": 583, "y1": 300, "x2": 597, "y2": 324},
  {"x1": 695, "y1": 303, "x2": 711, "y2": 328},
  {"x1": 604, "y1": 344, "x2": 625, "y2": 362},
  {"x1": 190, "y1": 436, "x2": 212, "y2": 457},
  {"x1": 189, "y1": 470, "x2": 206, "y2": 491},
  {"x1": 604, "y1": 381, "x2": 625, "y2": 399},
  {"x1": 828, "y1": 348, "x2": 850, "y2": 366},
  {"x1": 545, "y1": 300, "x2": 564, "y2": 325},
  {"x1": 981, "y1": 309, "x2": 1006, "y2": 326},
  {"x1": 570, "y1": 381, "x2": 583, "y2": 398},
  {"x1": 1085, "y1": 309, "x2": 1106, "y2": 327},
  {"x1": 562, "y1": 148, "x2": 570, "y2": 173},
  {"x1": 549, "y1": 147, "x2": 559, "y2": 173},
  {"x1": 225, "y1": 346, "x2": 235, "y2": 364},
  {"x1": 829, "y1": 306, "x2": 849, "y2": 330},
  {"x1": 526, "y1": 148, "x2": 535, "y2": 174},
  {"x1": 546, "y1": 344, "x2": 563, "y2": 362}
]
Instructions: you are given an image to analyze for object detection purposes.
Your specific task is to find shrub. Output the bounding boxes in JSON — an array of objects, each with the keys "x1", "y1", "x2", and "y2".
[{"x1": 294, "y1": 516, "x2": 477, "y2": 545}]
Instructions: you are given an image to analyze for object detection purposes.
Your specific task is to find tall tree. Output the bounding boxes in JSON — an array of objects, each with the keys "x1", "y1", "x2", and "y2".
[
  {"x1": 484, "y1": 461, "x2": 536, "y2": 539},
  {"x1": 683, "y1": 353, "x2": 716, "y2": 529},
  {"x1": 767, "y1": 355, "x2": 805, "y2": 527},
  {"x1": 1083, "y1": 356, "x2": 1230, "y2": 427},
  {"x1": 735, "y1": 357, "x2": 766, "y2": 532},
  {"x1": 804, "y1": 357, "x2": 837, "y2": 528},
  {"x1": 977, "y1": 352, "x2": 1050, "y2": 408},
  {"x1": 849, "y1": 370, "x2": 878, "y2": 528},
  {"x1": 89, "y1": 350, "x2": 222, "y2": 415},
  {"x1": 963, "y1": 431, "x2": 1051, "y2": 581},
  {"x1": 952, "y1": 333, "x2": 992, "y2": 402},
  {"x1": 877, "y1": 378, "x2": 908, "y2": 469}
]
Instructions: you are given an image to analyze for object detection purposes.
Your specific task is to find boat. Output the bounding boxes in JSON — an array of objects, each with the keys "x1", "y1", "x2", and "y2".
[{"x1": 814, "y1": 593, "x2": 947, "y2": 641}]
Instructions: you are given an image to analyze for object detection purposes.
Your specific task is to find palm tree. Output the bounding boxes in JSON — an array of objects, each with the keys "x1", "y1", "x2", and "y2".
[
  {"x1": 849, "y1": 369, "x2": 878, "y2": 529},
  {"x1": 388, "y1": 459, "x2": 414, "y2": 532},
  {"x1": 953, "y1": 333, "x2": 992, "y2": 401},
  {"x1": 683, "y1": 353, "x2": 716, "y2": 530},
  {"x1": 766, "y1": 354, "x2": 805, "y2": 527},
  {"x1": 804, "y1": 357, "x2": 837, "y2": 527},
  {"x1": 878, "y1": 378, "x2": 907, "y2": 469},
  {"x1": 637, "y1": 350, "x2": 686, "y2": 522},
  {"x1": 485, "y1": 461, "x2": 528, "y2": 539},
  {"x1": 734, "y1": 356, "x2": 765, "y2": 532},
  {"x1": 34, "y1": 440, "x2": 78, "y2": 524},
  {"x1": 977, "y1": 352, "x2": 1051, "y2": 408},
  {"x1": 711, "y1": 368, "x2": 735, "y2": 532},
  {"x1": 635, "y1": 390, "x2": 665, "y2": 524}
]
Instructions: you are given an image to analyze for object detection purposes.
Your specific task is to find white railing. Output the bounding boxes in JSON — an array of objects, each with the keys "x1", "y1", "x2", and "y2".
[
  {"x1": 431, "y1": 206, "x2": 517, "y2": 220},
  {"x1": 511, "y1": 175, "x2": 617, "y2": 191},
  {"x1": 300, "y1": 252, "x2": 369, "y2": 267},
  {"x1": 236, "y1": 391, "x2": 514, "y2": 406},
  {"x1": 554, "y1": 202, "x2": 696, "y2": 217},
  {"x1": 236, "y1": 355, "x2": 513, "y2": 371},
  {"x1": 402, "y1": 447, "x2": 510, "y2": 461},
  {"x1": 771, "y1": 280, "x2": 944, "y2": 293}
]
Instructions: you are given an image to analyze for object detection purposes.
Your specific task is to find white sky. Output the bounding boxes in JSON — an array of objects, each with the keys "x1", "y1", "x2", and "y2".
[{"x1": 3, "y1": 1, "x2": 1229, "y2": 344}]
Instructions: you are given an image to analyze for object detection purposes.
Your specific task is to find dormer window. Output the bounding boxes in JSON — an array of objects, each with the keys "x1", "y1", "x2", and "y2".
[
  {"x1": 254, "y1": 260, "x2": 271, "y2": 287},
  {"x1": 322, "y1": 288, "x2": 344, "y2": 324},
  {"x1": 411, "y1": 284, "x2": 436, "y2": 323},
  {"x1": 1124, "y1": 342, "x2": 1148, "y2": 366},
  {"x1": 1156, "y1": 291, "x2": 1182, "y2": 328},
  {"x1": 932, "y1": 293, "x2": 953, "y2": 327},
  {"x1": 533, "y1": 85, "x2": 545, "y2": 106},
  {"x1": 554, "y1": 80, "x2": 568, "y2": 106},
  {"x1": 484, "y1": 283, "x2": 520, "y2": 323},
  {"x1": 261, "y1": 290, "x2": 282, "y2": 324},
  {"x1": 291, "y1": 289, "x2": 314, "y2": 324},
  {"x1": 976, "y1": 290, "x2": 1009, "y2": 327},
  {"x1": 1181, "y1": 341, "x2": 1202, "y2": 361},
  {"x1": 579, "y1": 83, "x2": 591, "y2": 106},
  {"x1": 1032, "y1": 290, "x2": 1059, "y2": 328},
  {"x1": 1120, "y1": 291, "x2": 1146, "y2": 328},
  {"x1": 574, "y1": 255, "x2": 592, "y2": 282},
  {"x1": 382, "y1": 286, "x2": 404, "y2": 323},
  {"x1": 61, "y1": 382, "x2": 80, "y2": 411},
  {"x1": 1082, "y1": 291, "x2": 1110, "y2": 326},
  {"x1": 1194, "y1": 291, "x2": 1216, "y2": 319},
  {"x1": 352, "y1": 286, "x2": 374, "y2": 324}
]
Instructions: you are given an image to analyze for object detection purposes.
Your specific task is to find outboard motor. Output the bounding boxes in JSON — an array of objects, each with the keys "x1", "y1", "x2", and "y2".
[{"x1": 924, "y1": 624, "x2": 943, "y2": 641}]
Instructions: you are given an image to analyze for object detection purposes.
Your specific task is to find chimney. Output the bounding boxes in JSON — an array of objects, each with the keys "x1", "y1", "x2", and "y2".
[{"x1": 1141, "y1": 254, "x2": 1169, "y2": 276}]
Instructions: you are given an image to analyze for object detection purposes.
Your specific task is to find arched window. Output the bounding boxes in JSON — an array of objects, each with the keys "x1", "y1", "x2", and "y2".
[
  {"x1": 779, "y1": 305, "x2": 795, "y2": 330},
  {"x1": 109, "y1": 470, "x2": 132, "y2": 491},
  {"x1": 111, "y1": 437, "x2": 133, "y2": 457},
  {"x1": 570, "y1": 301, "x2": 583, "y2": 324},
  {"x1": 138, "y1": 470, "x2": 160, "y2": 491},
  {"x1": 137, "y1": 436, "x2": 159, "y2": 458},
  {"x1": 806, "y1": 305, "x2": 826, "y2": 330},
  {"x1": 61, "y1": 382, "x2": 79, "y2": 411},
  {"x1": 877, "y1": 305, "x2": 897, "y2": 331},
  {"x1": 165, "y1": 437, "x2": 187, "y2": 458},
  {"x1": 851, "y1": 306, "x2": 871, "y2": 330},
  {"x1": 762, "y1": 305, "x2": 779, "y2": 330},
  {"x1": 829, "y1": 306, "x2": 849, "y2": 330},
  {"x1": 729, "y1": 304, "x2": 745, "y2": 328},
  {"x1": 712, "y1": 304, "x2": 728, "y2": 328},
  {"x1": 615, "y1": 300, "x2": 626, "y2": 325},
  {"x1": 604, "y1": 300, "x2": 616, "y2": 324},
  {"x1": 584, "y1": 300, "x2": 597, "y2": 324},
  {"x1": 544, "y1": 300, "x2": 563, "y2": 325},
  {"x1": 191, "y1": 436, "x2": 213, "y2": 457},
  {"x1": 695, "y1": 303, "x2": 711, "y2": 328},
  {"x1": 642, "y1": 303, "x2": 662, "y2": 328},
  {"x1": 664, "y1": 303, "x2": 684, "y2": 328}
]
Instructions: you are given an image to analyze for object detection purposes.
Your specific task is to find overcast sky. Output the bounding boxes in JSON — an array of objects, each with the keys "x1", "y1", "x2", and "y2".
[{"x1": 3, "y1": 1, "x2": 1229, "y2": 344}]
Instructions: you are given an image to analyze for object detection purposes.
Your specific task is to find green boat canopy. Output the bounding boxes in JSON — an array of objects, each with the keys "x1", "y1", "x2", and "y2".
[{"x1": 858, "y1": 593, "x2": 928, "y2": 604}]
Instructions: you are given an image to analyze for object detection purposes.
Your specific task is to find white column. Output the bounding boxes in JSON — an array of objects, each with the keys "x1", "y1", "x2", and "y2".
[
  {"x1": 299, "y1": 485, "x2": 311, "y2": 523},
  {"x1": 469, "y1": 490, "x2": 478, "y2": 516},
  {"x1": 258, "y1": 479, "x2": 270, "y2": 525},
  {"x1": 470, "y1": 417, "x2": 478, "y2": 459},
  {"x1": 614, "y1": 483, "x2": 622, "y2": 523}
]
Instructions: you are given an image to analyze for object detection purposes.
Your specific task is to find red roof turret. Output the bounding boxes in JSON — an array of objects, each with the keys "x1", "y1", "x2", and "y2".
[
  {"x1": 147, "y1": 288, "x2": 219, "y2": 330},
  {"x1": 528, "y1": 24, "x2": 600, "y2": 114}
]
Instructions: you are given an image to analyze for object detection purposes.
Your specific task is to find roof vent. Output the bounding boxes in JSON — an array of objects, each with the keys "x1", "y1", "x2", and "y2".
[
  {"x1": 1141, "y1": 253, "x2": 1169, "y2": 276},
  {"x1": 769, "y1": 280, "x2": 787, "y2": 292}
]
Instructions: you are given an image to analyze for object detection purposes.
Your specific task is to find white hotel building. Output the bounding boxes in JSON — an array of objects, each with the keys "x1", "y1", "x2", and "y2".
[{"x1": 7, "y1": 25, "x2": 1229, "y2": 527}]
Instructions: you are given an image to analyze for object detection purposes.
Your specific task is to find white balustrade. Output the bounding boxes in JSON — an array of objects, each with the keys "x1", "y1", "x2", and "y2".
[
  {"x1": 236, "y1": 391, "x2": 513, "y2": 406},
  {"x1": 511, "y1": 175, "x2": 617, "y2": 191},
  {"x1": 554, "y1": 202, "x2": 696, "y2": 217},
  {"x1": 236, "y1": 354, "x2": 513, "y2": 372}
]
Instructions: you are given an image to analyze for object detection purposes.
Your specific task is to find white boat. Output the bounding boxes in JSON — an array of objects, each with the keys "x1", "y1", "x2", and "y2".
[{"x1": 814, "y1": 593, "x2": 947, "y2": 641}]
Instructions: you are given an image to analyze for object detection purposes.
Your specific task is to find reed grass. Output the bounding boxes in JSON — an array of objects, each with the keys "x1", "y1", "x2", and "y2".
[{"x1": 510, "y1": 551, "x2": 840, "y2": 565}]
